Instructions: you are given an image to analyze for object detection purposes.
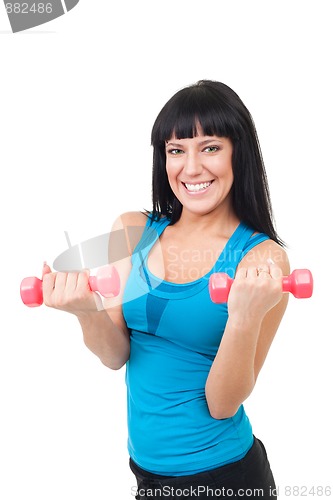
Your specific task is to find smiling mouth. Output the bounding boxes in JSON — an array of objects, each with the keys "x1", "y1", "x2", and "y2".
[{"x1": 182, "y1": 180, "x2": 214, "y2": 192}]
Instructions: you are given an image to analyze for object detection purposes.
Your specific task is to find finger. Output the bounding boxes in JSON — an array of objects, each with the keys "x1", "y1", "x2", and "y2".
[
  {"x1": 77, "y1": 270, "x2": 103, "y2": 310},
  {"x1": 53, "y1": 272, "x2": 68, "y2": 296},
  {"x1": 234, "y1": 267, "x2": 247, "y2": 280},
  {"x1": 256, "y1": 264, "x2": 271, "y2": 279},
  {"x1": 42, "y1": 271, "x2": 57, "y2": 299},
  {"x1": 76, "y1": 270, "x2": 91, "y2": 294},
  {"x1": 247, "y1": 266, "x2": 258, "y2": 279},
  {"x1": 42, "y1": 261, "x2": 52, "y2": 278},
  {"x1": 267, "y1": 258, "x2": 283, "y2": 279},
  {"x1": 65, "y1": 272, "x2": 82, "y2": 295}
]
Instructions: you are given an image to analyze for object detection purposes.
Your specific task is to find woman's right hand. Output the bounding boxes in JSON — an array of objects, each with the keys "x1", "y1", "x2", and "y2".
[{"x1": 42, "y1": 262, "x2": 102, "y2": 315}]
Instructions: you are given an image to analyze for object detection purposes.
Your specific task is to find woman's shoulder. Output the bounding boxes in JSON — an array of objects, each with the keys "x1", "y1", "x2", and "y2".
[
  {"x1": 109, "y1": 211, "x2": 150, "y2": 256},
  {"x1": 118, "y1": 210, "x2": 150, "y2": 227},
  {"x1": 116, "y1": 211, "x2": 170, "y2": 229}
]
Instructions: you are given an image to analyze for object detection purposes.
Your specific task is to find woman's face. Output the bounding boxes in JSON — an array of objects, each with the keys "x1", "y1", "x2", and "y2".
[{"x1": 165, "y1": 128, "x2": 234, "y2": 218}]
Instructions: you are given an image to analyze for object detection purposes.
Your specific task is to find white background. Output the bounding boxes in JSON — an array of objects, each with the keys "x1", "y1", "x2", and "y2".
[{"x1": 0, "y1": 1, "x2": 331, "y2": 498}]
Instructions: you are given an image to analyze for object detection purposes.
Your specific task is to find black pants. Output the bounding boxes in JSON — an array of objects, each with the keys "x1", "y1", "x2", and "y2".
[{"x1": 130, "y1": 436, "x2": 277, "y2": 499}]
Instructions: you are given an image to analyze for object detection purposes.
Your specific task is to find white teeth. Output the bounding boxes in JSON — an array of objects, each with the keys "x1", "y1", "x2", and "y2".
[{"x1": 184, "y1": 181, "x2": 212, "y2": 192}]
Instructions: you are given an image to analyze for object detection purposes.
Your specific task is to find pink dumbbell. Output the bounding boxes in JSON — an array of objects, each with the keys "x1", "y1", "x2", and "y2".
[
  {"x1": 20, "y1": 265, "x2": 121, "y2": 307},
  {"x1": 209, "y1": 269, "x2": 313, "y2": 303}
]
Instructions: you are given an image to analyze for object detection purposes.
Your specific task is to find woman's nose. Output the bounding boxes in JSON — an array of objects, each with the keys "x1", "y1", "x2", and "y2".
[{"x1": 183, "y1": 152, "x2": 203, "y2": 176}]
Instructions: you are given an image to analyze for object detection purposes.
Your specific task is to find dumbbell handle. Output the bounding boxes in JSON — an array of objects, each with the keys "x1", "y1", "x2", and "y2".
[
  {"x1": 209, "y1": 268, "x2": 313, "y2": 304},
  {"x1": 20, "y1": 265, "x2": 120, "y2": 307}
]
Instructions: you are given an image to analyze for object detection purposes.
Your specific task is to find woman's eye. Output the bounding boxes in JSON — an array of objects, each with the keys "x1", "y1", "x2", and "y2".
[
  {"x1": 167, "y1": 148, "x2": 183, "y2": 155},
  {"x1": 204, "y1": 146, "x2": 219, "y2": 153}
]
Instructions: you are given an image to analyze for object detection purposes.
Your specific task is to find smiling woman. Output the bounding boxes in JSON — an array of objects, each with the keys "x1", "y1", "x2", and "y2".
[
  {"x1": 42, "y1": 80, "x2": 289, "y2": 500},
  {"x1": 120, "y1": 81, "x2": 289, "y2": 499}
]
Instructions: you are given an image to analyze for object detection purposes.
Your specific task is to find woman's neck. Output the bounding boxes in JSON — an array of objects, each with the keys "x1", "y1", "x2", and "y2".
[{"x1": 174, "y1": 206, "x2": 240, "y2": 239}]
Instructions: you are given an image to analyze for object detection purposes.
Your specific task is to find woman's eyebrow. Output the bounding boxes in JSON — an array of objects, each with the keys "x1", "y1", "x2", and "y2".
[
  {"x1": 198, "y1": 138, "x2": 222, "y2": 146},
  {"x1": 165, "y1": 142, "x2": 184, "y2": 148},
  {"x1": 166, "y1": 138, "x2": 222, "y2": 148}
]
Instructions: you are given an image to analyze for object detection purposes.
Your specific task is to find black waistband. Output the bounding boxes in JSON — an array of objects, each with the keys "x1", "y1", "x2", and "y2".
[{"x1": 130, "y1": 436, "x2": 259, "y2": 487}]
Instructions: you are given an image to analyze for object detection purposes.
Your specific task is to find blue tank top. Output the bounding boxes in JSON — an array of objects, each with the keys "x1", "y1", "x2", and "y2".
[{"x1": 122, "y1": 215, "x2": 269, "y2": 476}]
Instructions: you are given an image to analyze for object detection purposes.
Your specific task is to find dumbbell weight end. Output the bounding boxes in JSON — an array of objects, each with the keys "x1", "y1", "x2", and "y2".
[
  {"x1": 208, "y1": 273, "x2": 233, "y2": 304},
  {"x1": 88, "y1": 265, "x2": 120, "y2": 298},
  {"x1": 282, "y1": 269, "x2": 313, "y2": 299},
  {"x1": 20, "y1": 277, "x2": 43, "y2": 307}
]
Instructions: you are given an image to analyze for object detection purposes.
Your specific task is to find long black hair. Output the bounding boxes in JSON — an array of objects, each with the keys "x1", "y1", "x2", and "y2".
[{"x1": 150, "y1": 80, "x2": 284, "y2": 246}]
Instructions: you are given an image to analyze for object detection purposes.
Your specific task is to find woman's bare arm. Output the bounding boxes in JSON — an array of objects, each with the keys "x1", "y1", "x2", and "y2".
[{"x1": 205, "y1": 240, "x2": 290, "y2": 418}]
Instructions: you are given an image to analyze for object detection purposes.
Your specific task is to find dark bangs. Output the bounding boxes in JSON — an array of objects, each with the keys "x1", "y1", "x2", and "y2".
[{"x1": 151, "y1": 82, "x2": 241, "y2": 146}]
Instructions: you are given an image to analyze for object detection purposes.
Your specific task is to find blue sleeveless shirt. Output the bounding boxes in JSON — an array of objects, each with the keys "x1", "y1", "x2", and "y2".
[{"x1": 122, "y1": 216, "x2": 269, "y2": 476}]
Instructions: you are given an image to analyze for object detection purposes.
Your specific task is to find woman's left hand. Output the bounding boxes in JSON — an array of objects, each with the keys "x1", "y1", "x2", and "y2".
[{"x1": 227, "y1": 259, "x2": 284, "y2": 325}]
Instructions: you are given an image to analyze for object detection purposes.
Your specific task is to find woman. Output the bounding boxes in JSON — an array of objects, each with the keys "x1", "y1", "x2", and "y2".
[{"x1": 43, "y1": 80, "x2": 289, "y2": 499}]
